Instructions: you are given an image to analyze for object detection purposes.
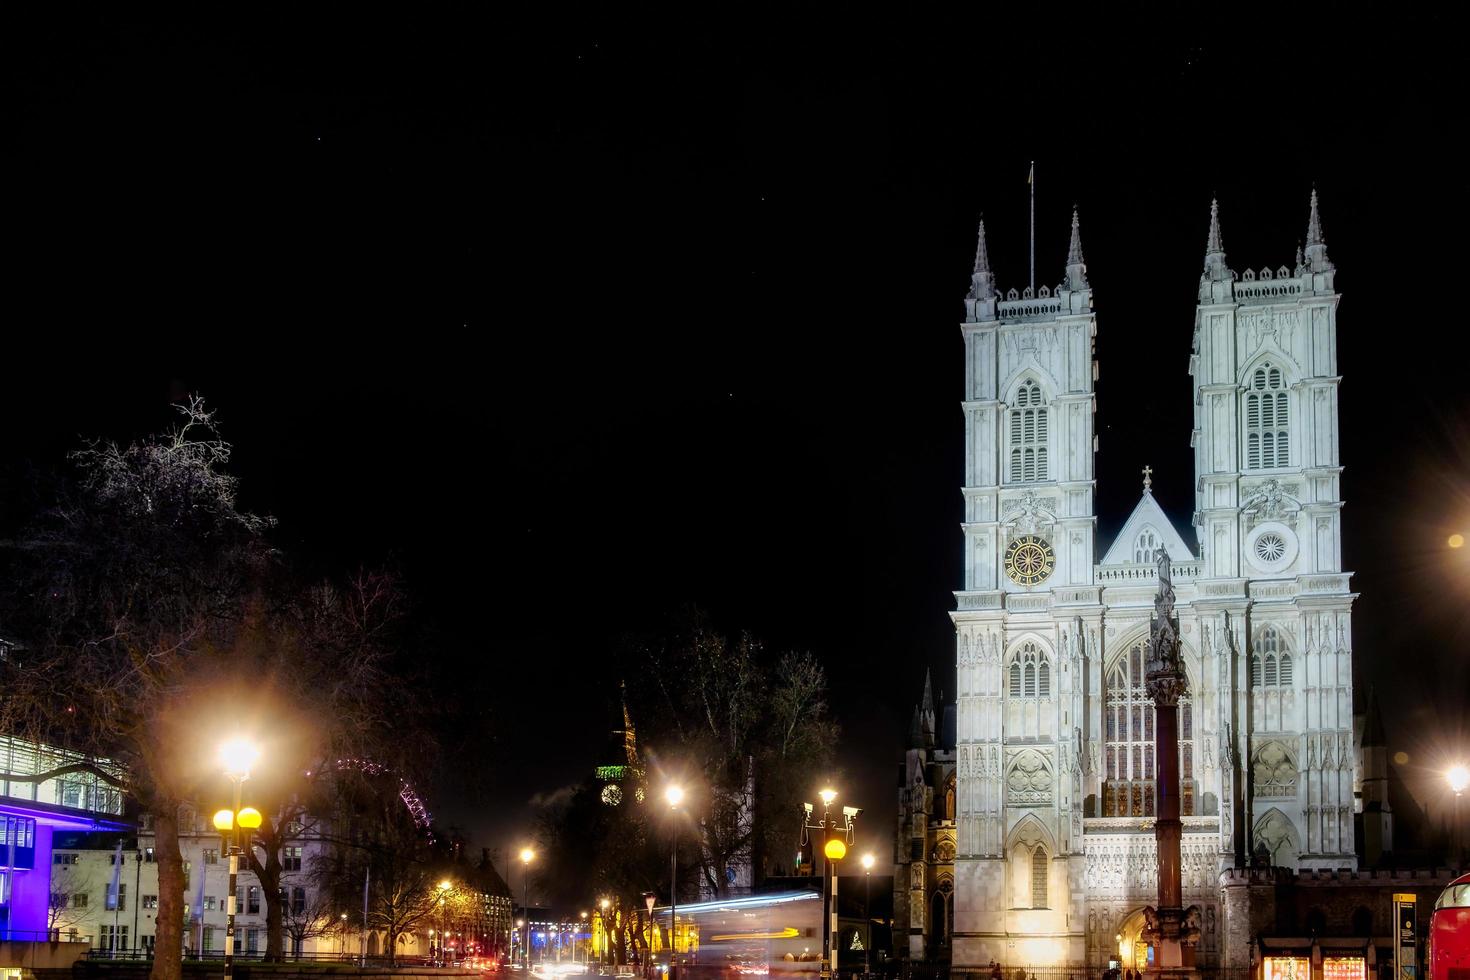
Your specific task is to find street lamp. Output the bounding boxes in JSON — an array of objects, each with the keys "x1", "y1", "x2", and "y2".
[
  {"x1": 665, "y1": 785, "x2": 685, "y2": 980},
  {"x1": 801, "y1": 788, "x2": 860, "y2": 980},
  {"x1": 437, "y1": 880, "x2": 453, "y2": 966},
  {"x1": 580, "y1": 912, "x2": 589, "y2": 966},
  {"x1": 520, "y1": 848, "x2": 535, "y2": 970},
  {"x1": 216, "y1": 737, "x2": 261, "y2": 980},
  {"x1": 860, "y1": 853, "x2": 875, "y2": 977},
  {"x1": 1450, "y1": 764, "x2": 1470, "y2": 868},
  {"x1": 642, "y1": 892, "x2": 657, "y2": 980}
]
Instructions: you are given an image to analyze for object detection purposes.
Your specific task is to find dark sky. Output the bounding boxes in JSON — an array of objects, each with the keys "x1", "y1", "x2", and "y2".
[{"x1": 7, "y1": 8, "x2": 1470, "y2": 875}]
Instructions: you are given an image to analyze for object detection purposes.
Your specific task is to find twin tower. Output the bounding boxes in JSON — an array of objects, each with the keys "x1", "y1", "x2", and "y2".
[{"x1": 934, "y1": 191, "x2": 1353, "y2": 971}]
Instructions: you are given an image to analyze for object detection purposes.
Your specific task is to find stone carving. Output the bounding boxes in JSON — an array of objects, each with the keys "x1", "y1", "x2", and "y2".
[
  {"x1": 1006, "y1": 748, "x2": 1054, "y2": 804},
  {"x1": 1145, "y1": 551, "x2": 1188, "y2": 707},
  {"x1": 1252, "y1": 810, "x2": 1298, "y2": 867},
  {"x1": 1241, "y1": 479, "x2": 1301, "y2": 526},
  {"x1": 1002, "y1": 489, "x2": 1058, "y2": 534},
  {"x1": 1252, "y1": 741, "x2": 1298, "y2": 798}
]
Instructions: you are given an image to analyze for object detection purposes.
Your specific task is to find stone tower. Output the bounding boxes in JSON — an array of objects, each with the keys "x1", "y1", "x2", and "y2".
[
  {"x1": 952, "y1": 208, "x2": 1100, "y2": 969},
  {"x1": 1190, "y1": 191, "x2": 1357, "y2": 872}
]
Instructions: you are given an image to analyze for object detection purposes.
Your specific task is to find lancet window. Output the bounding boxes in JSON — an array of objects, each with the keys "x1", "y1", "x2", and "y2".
[
  {"x1": 1102, "y1": 641, "x2": 1195, "y2": 817},
  {"x1": 1245, "y1": 363, "x2": 1290, "y2": 469},
  {"x1": 1007, "y1": 642, "x2": 1050, "y2": 699},
  {"x1": 1008, "y1": 379, "x2": 1049, "y2": 483},
  {"x1": 1251, "y1": 626, "x2": 1292, "y2": 689}
]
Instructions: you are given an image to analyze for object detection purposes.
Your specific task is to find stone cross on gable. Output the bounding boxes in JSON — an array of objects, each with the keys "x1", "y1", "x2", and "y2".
[{"x1": 1142, "y1": 465, "x2": 1153, "y2": 492}]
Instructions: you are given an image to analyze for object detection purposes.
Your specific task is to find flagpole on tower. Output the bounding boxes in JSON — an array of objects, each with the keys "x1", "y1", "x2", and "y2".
[{"x1": 1028, "y1": 161, "x2": 1036, "y2": 292}]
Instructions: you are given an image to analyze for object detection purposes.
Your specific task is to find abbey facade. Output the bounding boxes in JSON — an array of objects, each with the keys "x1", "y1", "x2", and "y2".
[{"x1": 943, "y1": 195, "x2": 1353, "y2": 971}]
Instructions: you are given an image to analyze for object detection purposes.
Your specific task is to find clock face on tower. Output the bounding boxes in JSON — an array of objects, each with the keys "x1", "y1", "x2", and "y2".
[{"x1": 1004, "y1": 534, "x2": 1056, "y2": 587}]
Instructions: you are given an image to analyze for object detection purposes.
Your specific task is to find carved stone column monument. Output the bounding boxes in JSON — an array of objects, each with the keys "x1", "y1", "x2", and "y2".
[{"x1": 1141, "y1": 551, "x2": 1201, "y2": 979}]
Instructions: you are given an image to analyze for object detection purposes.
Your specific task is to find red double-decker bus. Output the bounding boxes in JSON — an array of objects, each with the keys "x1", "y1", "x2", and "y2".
[{"x1": 1429, "y1": 872, "x2": 1470, "y2": 980}]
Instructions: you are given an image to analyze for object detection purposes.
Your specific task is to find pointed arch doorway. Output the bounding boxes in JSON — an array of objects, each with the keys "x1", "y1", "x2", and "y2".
[{"x1": 1115, "y1": 908, "x2": 1153, "y2": 972}]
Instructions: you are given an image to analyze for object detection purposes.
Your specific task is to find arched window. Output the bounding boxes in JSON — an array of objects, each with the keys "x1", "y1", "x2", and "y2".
[
  {"x1": 1254, "y1": 627, "x2": 1292, "y2": 689},
  {"x1": 1007, "y1": 643, "x2": 1051, "y2": 700},
  {"x1": 1245, "y1": 364, "x2": 1289, "y2": 469},
  {"x1": 1008, "y1": 379, "x2": 1049, "y2": 483},
  {"x1": 1030, "y1": 846, "x2": 1048, "y2": 909},
  {"x1": 1103, "y1": 641, "x2": 1195, "y2": 816},
  {"x1": 1134, "y1": 529, "x2": 1159, "y2": 564}
]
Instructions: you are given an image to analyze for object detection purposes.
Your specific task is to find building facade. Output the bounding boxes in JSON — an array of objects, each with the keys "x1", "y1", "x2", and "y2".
[
  {"x1": 949, "y1": 194, "x2": 1355, "y2": 971},
  {"x1": 894, "y1": 672, "x2": 957, "y2": 966}
]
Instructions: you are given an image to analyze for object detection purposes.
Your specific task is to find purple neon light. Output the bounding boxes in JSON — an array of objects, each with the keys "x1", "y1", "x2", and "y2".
[
  {"x1": 2, "y1": 802, "x2": 129, "y2": 937},
  {"x1": 0, "y1": 801, "x2": 129, "y2": 831}
]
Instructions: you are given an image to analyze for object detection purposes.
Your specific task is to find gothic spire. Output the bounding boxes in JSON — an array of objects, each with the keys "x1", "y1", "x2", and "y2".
[
  {"x1": 967, "y1": 216, "x2": 997, "y2": 301},
  {"x1": 1202, "y1": 197, "x2": 1231, "y2": 283},
  {"x1": 1064, "y1": 206, "x2": 1088, "y2": 290},
  {"x1": 922, "y1": 667, "x2": 935, "y2": 715},
  {"x1": 1362, "y1": 685, "x2": 1387, "y2": 749},
  {"x1": 1304, "y1": 187, "x2": 1333, "y2": 273}
]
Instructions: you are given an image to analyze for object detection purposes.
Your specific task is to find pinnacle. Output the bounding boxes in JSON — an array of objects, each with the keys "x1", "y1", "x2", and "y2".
[
  {"x1": 1066, "y1": 206, "x2": 1085, "y2": 266},
  {"x1": 973, "y1": 217, "x2": 992, "y2": 276},
  {"x1": 1206, "y1": 197, "x2": 1224, "y2": 255},
  {"x1": 1306, "y1": 187, "x2": 1324, "y2": 246},
  {"x1": 967, "y1": 216, "x2": 997, "y2": 303}
]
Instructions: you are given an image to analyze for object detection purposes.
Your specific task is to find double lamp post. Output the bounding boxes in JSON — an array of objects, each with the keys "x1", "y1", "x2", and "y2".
[{"x1": 213, "y1": 738, "x2": 263, "y2": 980}]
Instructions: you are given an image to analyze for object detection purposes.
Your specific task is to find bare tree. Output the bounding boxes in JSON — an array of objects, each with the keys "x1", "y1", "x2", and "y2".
[
  {"x1": 0, "y1": 398, "x2": 273, "y2": 980},
  {"x1": 47, "y1": 862, "x2": 97, "y2": 939},
  {"x1": 314, "y1": 771, "x2": 440, "y2": 965}
]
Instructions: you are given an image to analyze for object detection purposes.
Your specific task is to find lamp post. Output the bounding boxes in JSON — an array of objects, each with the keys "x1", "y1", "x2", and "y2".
[
  {"x1": 580, "y1": 912, "x2": 589, "y2": 966},
  {"x1": 438, "y1": 880, "x2": 452, "y2": 966},
  {"x1": 1449, "y1": 765, "x2": 1470, "y2": 868},
  {"x1": 860, "y1": 853, "x2": 875, "y2": 977},
  {"x1": 520, "y1": 848, "x2": 535, "y2": 970},
  {"x1": 216, "y1": 738, "x2": 261, "y2": 980},
  {"x1": 642, "y1": 892, "x2": 656, "y2": 980},
  {"x1": 664, "y1": 785, "x2": 684, "y2": 980},
  {"x1": 340, "y1": 914, "x2": 348, "y2": 959},
  {"x1": 801, "y1": 787, "x2": 860, "y2": 980}
]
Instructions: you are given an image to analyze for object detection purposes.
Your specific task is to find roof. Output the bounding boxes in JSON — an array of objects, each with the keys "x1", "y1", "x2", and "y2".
[{"x1": 1099, "y1": 490, "x2": 1196, "y2": 565}]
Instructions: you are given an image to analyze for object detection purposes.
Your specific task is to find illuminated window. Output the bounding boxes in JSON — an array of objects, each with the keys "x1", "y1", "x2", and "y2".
[
  {"x1": 1103, "y1": 642, "x2": 1194, "y2": 816},
  {"x1": 1030, "y1": 847, "x2": 1048, "y2": 909}
]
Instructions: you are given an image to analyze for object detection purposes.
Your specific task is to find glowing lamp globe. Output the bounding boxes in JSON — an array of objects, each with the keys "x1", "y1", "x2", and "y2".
[
  {"x1": 823, "y1": 838, "x2": 847, "y2": 861},
  {"x1": 212, "y1": 809, "x2": 235, "y2": 831},
  {"x1": 818, "y1": 788, "x2": 837, "y2": 807},
  {"x1": 520, "y1": 847, "x2": 535, "y2": 864},
  {"x1": 1449, "y1": 765, "x2": 1470, "y2": 795},
  {"x1": 219, "y1": 737, "x2": 261, "y2": 777},
  {"x1": 664, "y1": 785, "x2": 685, "y2": 808},
  {"x1": 236, "y1": 807, "x2": 263, "y2": 829},
  {"x1": 861, "y1": 853, "x2": 875, "y2": 870}
]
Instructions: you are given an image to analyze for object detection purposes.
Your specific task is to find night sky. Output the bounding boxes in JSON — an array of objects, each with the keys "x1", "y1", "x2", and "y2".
[{"x1": 7, "y1": 9, "x2": 1470, "y2": 874}]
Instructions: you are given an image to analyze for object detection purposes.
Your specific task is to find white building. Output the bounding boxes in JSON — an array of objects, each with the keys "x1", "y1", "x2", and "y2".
[{"x1": 945, "y1": 194, "x2": 1354, "y2": 971}]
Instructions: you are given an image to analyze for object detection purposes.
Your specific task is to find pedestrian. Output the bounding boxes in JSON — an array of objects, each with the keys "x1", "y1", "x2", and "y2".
[{"x1": 990, "y1": 960, "x2": 1002, "y2": 980}]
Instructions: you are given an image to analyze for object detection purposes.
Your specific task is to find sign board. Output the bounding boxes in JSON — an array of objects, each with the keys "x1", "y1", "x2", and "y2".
[{"x1": 1393, "y1": 892, "x2": 1417, "y2": 980}]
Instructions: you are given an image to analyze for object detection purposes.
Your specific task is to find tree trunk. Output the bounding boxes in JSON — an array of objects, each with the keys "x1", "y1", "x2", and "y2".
[
  {"x1": 255, "y1": 851, "x2": 283, "y2": 961},
  {"x1": 385, "y1": 923, "x2": 398, "y2": 966},
  {"x1": 149, "y1": 805, "x2": 184, "y2": 980}
]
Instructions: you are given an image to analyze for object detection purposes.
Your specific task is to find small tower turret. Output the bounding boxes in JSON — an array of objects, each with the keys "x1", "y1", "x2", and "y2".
[
  {"x1": 965, "y1": 217, "x2": 998, "y2": 322},
  {"x1": 1064, "y1": 206, "x2": 1088, "y2": 290},
  {"x1": 1200, "y1": 197, "x2": 1234, "y2": 303}
]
